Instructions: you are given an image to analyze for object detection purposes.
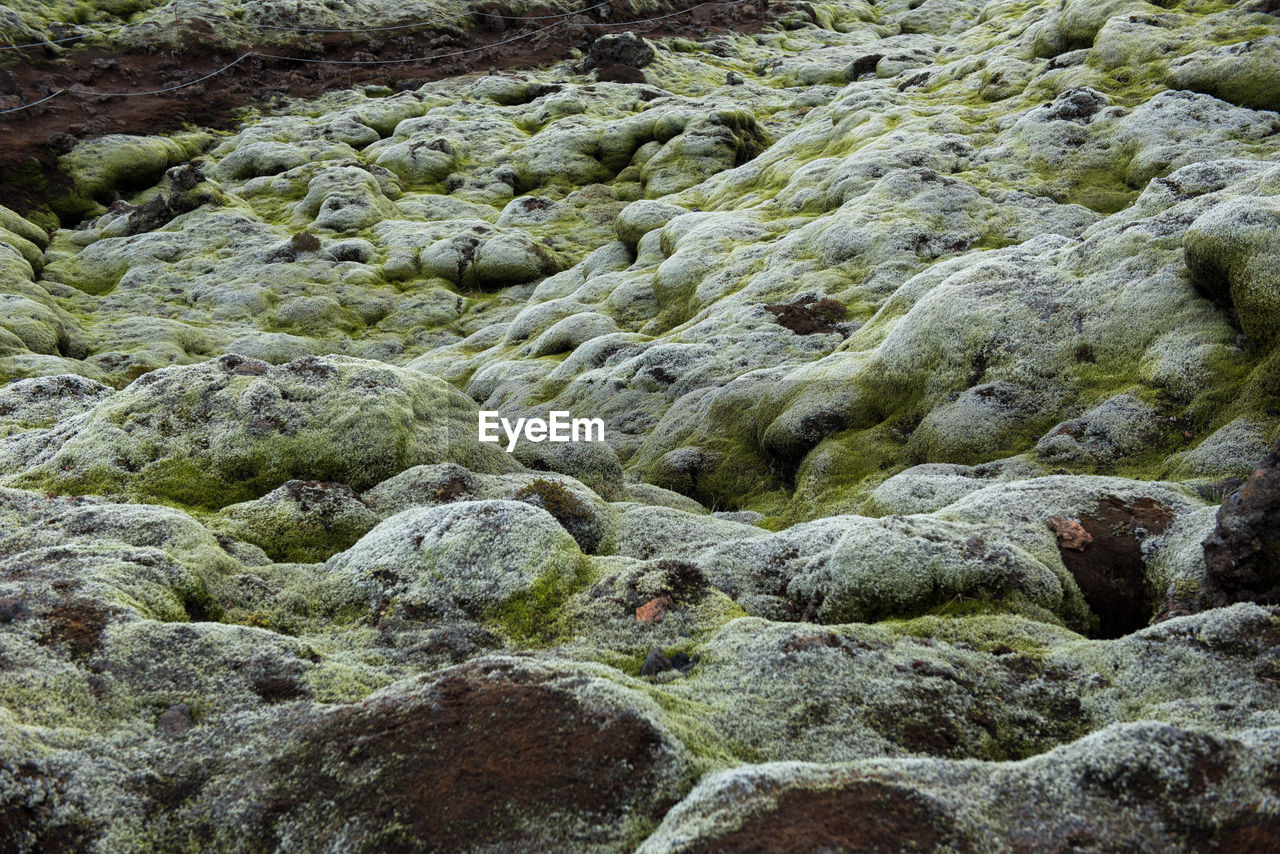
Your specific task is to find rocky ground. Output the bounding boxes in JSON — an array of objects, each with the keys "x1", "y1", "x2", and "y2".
[{"x1": 2, "y1": 0, "x2": 1280, "y2": 851}]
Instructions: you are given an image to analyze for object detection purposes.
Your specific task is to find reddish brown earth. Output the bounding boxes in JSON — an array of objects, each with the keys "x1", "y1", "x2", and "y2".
[
  {"x1": 0, "y1": 0, "x2": 768, "y2": 222},
  {"x1": 765, "y1": 295, "x2": 849, "y2": 336},
  {"x1": 1050, "y1": 496, "x2": 1174, "y2": 638},
  {"x1": 681, "y1": 779, "x2": 973, "y2": 854},
  {"x1": 247, "y1": 663, "x2": 682, "y2": 850},
  {"x1": 38, "y1": 599, "x2": 111, "y2": 659}
]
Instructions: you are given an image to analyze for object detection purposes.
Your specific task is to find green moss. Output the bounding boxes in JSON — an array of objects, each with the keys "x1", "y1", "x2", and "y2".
[
  {"x1": 491, "y1": 556, "x2": 595, "y2": 646},
  {"x1": 884, "y1": 609, "x2": 1083, "y2": 654},
  {"x1": 12, "y1": 461, "x2": 127, "y2": 499},
  {"x1": 177, "y1": 573, "x2": 224, "y2": 622},
  {"x1": 1236, "y1": 348, "x2": 1280, "y2": 417},
  {"x1": 638, "y1": 687, "x2": 739, "y2": 767},
  {"x1": 60, "y1": 132, "x2": 212, "y2": 203},
  {"x1": 785, "y1": 422, "x2": 916, "y2": 522},
  {"x1": 305, "y1": 660, "x2": 395, "y2": 704},
  {"x1": 1058, "y1": 165, "x2": 1141, "y2": 216},
  {"x1": 134, "y1": 456, "x2": 257, "y2": 511}
]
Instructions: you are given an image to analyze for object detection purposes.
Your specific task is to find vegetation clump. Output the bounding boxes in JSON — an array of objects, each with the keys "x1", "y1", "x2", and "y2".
[
  {"x1": 515, "y1": 477, "x2": 597, "y2": 551},
  {"x1": 290, "y1": 230, "x2": 322, "y2": 253}
]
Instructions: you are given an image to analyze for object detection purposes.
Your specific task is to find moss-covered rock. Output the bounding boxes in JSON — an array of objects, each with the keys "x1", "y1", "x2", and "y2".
[
  {"x1": 6, "y1": 0, "x2": 1280, "y2": 847},
  {"x1": 2, "y1": 354, "x2": 518, "y2": 508},
  {"x1": 1169, "y1": 36, "x2": 1280, "y2": 112},
  {"x1": 0, "y1": 375, "x2": 112, "y2": 437},
  {"x1": 210, "y1": 480, "x2": 380, "y2": 563},
  {"x1": 1184, "y1": 194, "x2": 1280, "y2": 349},
  {"x1": 60, "y1": 133, "x2": 212, "y2": 207},
  {"x1": 324, "y1": 499, "x2": 583, "y2": 621},
  {"x1": 361, "y1": 462, "x2": 618, "y2": 553},
  {"x1": 639, "y1": 717, "x2": 1280, "y2": 853}
]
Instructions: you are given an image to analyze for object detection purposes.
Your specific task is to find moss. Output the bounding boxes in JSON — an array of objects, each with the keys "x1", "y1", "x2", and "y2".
[
  {"x1": 59, "y1": 132, "x2": 212, "y2": 204},
  {"x1": 1060, "y1": 165, "x2": 1142, "y2": 215},
  {"x1": 304, "y1": 660, "x2": 395, "y2": 704},
  {"x1": 638, "y1": 687, "x2": 740, "y2": 768},
  {"x1": 692, "y1": 447, "x2": 790, "y2": 516},
  {"x1": 11, "y1": 461, "x2": 127, "y2": 500},
  {"x1": 133, "y1": 456, "x2": 258, "y2": 511},
  {"x1": 884, "y1": 608, "x2": 1083, "y2": 654},
  {"x1": 514, "y1": 478, "x2": 592, "y2": 531},
  {"x1": 785, "y1": 422, "x2": 916, "y2": 522},
  {"x1": 178, "y1": 574, "x2": 224, "y2": 622},
  {"x1": 241, "y1": 611, "x2": 273, "y2": 629},
  {"x1": 1236, "y1": 348, "x2": 1280, "y2": 417},
  {"x1": 491, "y1": 555, "x2": 596, "y2": 646}
]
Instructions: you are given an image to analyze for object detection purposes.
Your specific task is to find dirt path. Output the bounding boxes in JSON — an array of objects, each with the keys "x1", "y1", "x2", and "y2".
[{"x1": 0, "y1": 0, "x2": 768, "y2": 221}]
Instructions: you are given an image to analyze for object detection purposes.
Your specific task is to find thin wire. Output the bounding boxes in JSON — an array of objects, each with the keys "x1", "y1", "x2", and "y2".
[
  {"x1": 66, "y1": 51, "x2": 255, "y2": 98},
  {"x1": 0, "y1": 88, "x2": 65, "y2": 114},
  {"x1": 0, "y1": 0, "x2": 750, "y2": 111},
  {"x1": 596, "y1": 0, "x2": 743, "y2": 27},
  {"x1": 253, "y1": 0, "x2": 748, "y2": 64}
]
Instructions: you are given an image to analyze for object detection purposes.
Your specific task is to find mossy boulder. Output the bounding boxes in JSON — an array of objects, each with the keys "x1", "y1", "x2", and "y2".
[
  {"x1": 3, "y1": 354, "x2": 518, "y2": 509},
  {"x1": 639, "y1": 718, "x2": 1280, "y2": 853},
  {"x1": 1169, "y1": 37, "x2": 1280, "y2": 113},
  {"x1": 1184, "y1": 195, "x2": 1280, "y2": 349},
  {"x1": 210, "y1": 480, "x2": 380, "y2": 563},
  {"x1": 0, "y1": 375, "x2": 112, "y2": 436},
  {"x1": 0, "y1": 487, "x2": 239, "y2": 629},
  {"x1": 362, "y1": 463, "x2": 617, "y2": 554},
  {"x1": 60, "y1": 133, "x2": 212, "y2": 206},
  {"x1": 150, "y1": 657, "x2": 693, "y2": 852},
  {"x1": 324, "y1": 500, "x2": 583, "y2": 621}
]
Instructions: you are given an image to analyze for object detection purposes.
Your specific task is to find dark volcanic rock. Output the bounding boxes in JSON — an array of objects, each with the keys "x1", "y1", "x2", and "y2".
[
  {"x1": 680, "y1": 778, "x2": 969, "y2": 854},
  {"x1": 764, "y1": 295, "x2": 848, "y2": 336},
  {"x1": 1200, "y1": 441, "x2": 1280, "y2": 607},
  {"x1": 583, "y1": 32, "x2": 656, "y2": 71},
  {"x1": 641, "y1": 721, "x2": 1280, "y2": 854},
  {"x1": 231, "y1": 660, "x2": 690, "y2": 852},
  {"x1": 641, "y1": 646, "x2": 673, "y2": 675}
]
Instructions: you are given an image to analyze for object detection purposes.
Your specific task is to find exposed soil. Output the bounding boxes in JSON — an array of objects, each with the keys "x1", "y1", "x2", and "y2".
[
  {"x1": 682, "y1": 779, "x2": 973, "y2": 854},
  {"x1": 0, "y1": 0, "x2": 768, "y2": 222},
  {"x1": 251, "y1": 665, "x2": 676, "y2": 849},
  {"x1": 765, "y1": 295, "x2": 848, "y2": 336},
  {"x1": 1050, "y1": 496, "x2": 1174, "y2": 639},
  {"x1": 38, "y1": 600, "x2": 111, "y2": 659},
  {"x1": 430, "y1": 472, "x2": 476, "y2": 502}
]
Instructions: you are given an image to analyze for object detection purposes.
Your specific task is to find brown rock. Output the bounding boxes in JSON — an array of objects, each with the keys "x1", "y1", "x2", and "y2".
[
  {"x1": 1200, "y1": 441, "x2": 1280, "y2": 608},
  {"x1": 1047, "y1": 516, "x2": 1092, "y2": 550},
  {"x1": 1050, "y1": 497, "x2": 1173, "y2": 638},
  {"x1": 157, "y1": 704, "x2": 193, "y2": 738},
  {"x1": 682, "y1": 778, "x2": 969, "y2": 854},
  {"x1": 641, "y1": 647, "x2": 673, "y2": 676},
  {"x1": 636, "y1": 595, "x2": 670, "y2": 623},
  {"x1": 244, "y1": 661, "x2": 685, "y2": 851}
]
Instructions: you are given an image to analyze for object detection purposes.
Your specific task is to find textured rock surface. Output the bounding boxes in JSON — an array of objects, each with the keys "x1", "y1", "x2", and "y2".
[{"x1": 4, "y1": 0, "x2": 1280, "y2": 850}]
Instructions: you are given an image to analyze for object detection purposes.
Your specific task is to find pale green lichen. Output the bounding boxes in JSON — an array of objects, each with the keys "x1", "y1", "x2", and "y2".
[{"x1": 3, "y1": 0, "x2": 1280, "y2": 848}]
